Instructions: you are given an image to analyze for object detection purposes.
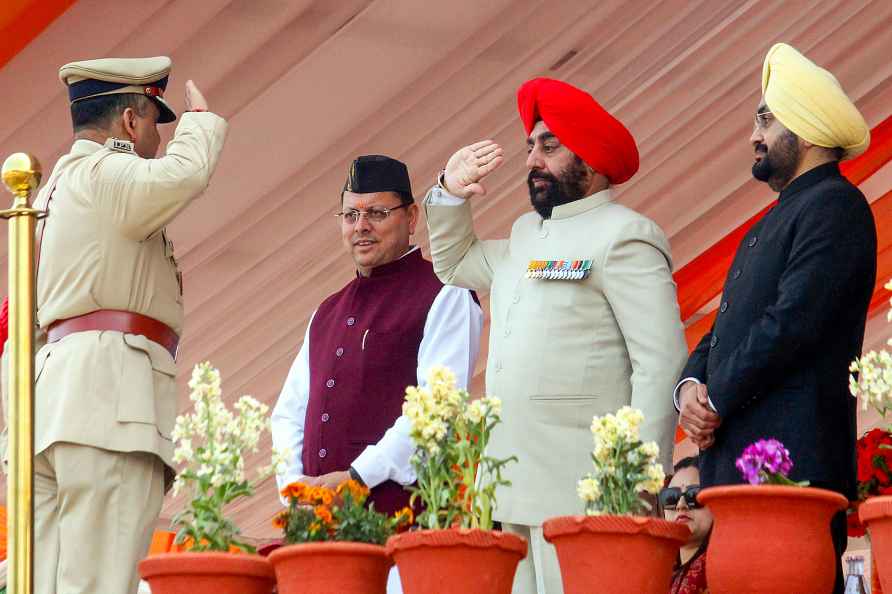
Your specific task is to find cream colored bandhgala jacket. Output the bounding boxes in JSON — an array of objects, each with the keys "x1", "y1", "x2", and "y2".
[{"x1": 425, "y1": 186, "x2": 687, "y2": 525}]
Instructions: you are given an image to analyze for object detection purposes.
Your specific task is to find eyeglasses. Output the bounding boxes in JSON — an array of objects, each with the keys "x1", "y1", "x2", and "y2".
[
  {"x1": 754, "y1": 110, "x2": 775, "y2": 130},
  {"x1": 659, "y1": 485, "x2": 702, "y2": 510},
  {"x1": 336, "y1": 203, "x2": 410, "y2": 225}
]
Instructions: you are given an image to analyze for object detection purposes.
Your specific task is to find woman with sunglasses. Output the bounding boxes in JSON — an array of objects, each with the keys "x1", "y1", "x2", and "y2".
[{"x1": 660, "y1": 456, "x2": 713, "y2": 594}]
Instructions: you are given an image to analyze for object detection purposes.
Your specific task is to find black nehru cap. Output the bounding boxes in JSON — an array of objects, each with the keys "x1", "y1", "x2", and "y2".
[{"x1": 343, "y1": 155, "x2": 414, "y2": 204}]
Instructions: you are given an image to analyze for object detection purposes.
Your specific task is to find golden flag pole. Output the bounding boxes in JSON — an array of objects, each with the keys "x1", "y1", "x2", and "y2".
[{"x1": 1, "y1": 153, "x2": 44, "y2": 594}]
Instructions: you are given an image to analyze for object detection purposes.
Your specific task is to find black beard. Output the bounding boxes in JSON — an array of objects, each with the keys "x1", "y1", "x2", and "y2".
[
  {"x1": 752, "y1": 130, "x2": 800, "y2": 191},
  {"x1": 527, "y1": 157, "x2": 591, "y2": 219}
]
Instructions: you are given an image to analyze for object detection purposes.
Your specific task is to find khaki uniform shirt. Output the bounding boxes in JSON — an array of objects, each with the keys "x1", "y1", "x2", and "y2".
[
  {"x1": 8, "y1": 112, "x2": 228, "y2": 468},
  {"x1": 425, "y1": 187, "x2": 687, "y2": 525}
]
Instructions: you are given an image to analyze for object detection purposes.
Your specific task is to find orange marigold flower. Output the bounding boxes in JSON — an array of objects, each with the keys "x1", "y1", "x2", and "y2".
[
  {"x1": 395, "y1": 506, "x2": 414, "y2": 527},
  {"x1": 314, "y1": 505, "x2": 334, "y2": 525},
  {"x1": 337, "y1": 479, "x2": 370, "y2": 503},
  {"x1": 313, "y1": 486, "x2": 335, "y2": 506},
  {"x1": 284, "y1": 482, "x2": 308, "y2": 502},
  {"x1": 272, "y1": 511, "x2": 289, "y2": 529}
]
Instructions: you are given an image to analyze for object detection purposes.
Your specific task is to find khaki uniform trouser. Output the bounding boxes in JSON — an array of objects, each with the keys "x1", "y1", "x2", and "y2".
[
  {"x1": 502, "y1": 522, "x2": 564, "y2": 594},
  {"x1": 35, "y1": 442, "x2": 165, "y2": 594}
]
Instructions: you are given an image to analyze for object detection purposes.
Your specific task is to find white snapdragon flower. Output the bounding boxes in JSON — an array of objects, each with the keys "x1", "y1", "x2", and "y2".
[
  {"x1": 577, "y1": 477, "x2": 601, "y2": 502},
  {"x1": 580, "y1": 407, "x2": 663, "y2": 515},
  {"x1": 465, "y1": 399, "x2": 486, "y2": 424},
  {"x1": 640, "y1": 441, "x2": 660, "y2": 461},
  {"x1": 636, "y1": 463, "x2": 666, "y2": 495}
]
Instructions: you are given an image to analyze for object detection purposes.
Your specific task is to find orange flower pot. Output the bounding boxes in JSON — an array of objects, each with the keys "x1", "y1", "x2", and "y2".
[
  {"x1": 542, "y1": 515, "x2": 689, "y2": 594},
  {"x1": 138, "y1": 552, "x2": 275, "y2": 594},
  {"x1": 269, "y1": 542, "x2": 391, "y2": 594},
  {"x1": 386, "y1": 528, "x2": 527, "y2": 594},
  {"x1": 701, "y1": 485, "x2": 848, "y2": 594},
  {"x1": 859, "y1": 496, "x2": 892, "y2": 593}
]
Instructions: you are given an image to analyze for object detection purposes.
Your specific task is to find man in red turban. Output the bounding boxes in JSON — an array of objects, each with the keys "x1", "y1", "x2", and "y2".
[{"x1": 424, "y1": 78, "x2": 687, "y2": 594}]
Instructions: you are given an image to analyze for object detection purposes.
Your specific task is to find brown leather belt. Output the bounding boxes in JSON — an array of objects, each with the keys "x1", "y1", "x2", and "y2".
[{"x1": 47, "y1": 310, "x2": 179, "y2": 360}]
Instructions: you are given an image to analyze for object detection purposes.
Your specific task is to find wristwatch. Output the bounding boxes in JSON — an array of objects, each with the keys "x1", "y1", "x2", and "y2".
[{"x1": 348, "y1": 466, "x2": 366, "y2": 486}]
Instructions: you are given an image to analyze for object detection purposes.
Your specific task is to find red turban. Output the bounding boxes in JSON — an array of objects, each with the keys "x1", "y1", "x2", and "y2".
[{"x1": 517, "y1": 78, "x2": 639, "y2": 184}]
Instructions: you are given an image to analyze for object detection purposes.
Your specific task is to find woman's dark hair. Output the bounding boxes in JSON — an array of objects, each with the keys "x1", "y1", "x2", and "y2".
[
  {"x1": 71, "y1": 93, "x2": 151, "y2": 132},
  {"x1": 673, "y1": 455, "x2": 699, "y2": 473}
]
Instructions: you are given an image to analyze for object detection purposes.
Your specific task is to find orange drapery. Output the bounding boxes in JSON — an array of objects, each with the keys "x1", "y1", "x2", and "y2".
[{"x1": 0, "y1": 0, "x2": 76, "y2": 70}]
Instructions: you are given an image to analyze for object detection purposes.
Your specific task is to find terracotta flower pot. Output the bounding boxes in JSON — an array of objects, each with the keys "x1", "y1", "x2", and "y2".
[
  {"x1": 542, "y1": 515, "x2": 689, "y2": 594},
  {"x1": 386, "y1": 528, "x2": 527, "y2": 594},
  {"x1": 269, "y1": 542, "x2": 391, "y2": 594},
  {"x1": 700, "y1": 485, "x2": 848, "y2": 594},
  {"x1": 138, "y1": 552, "x2": 275, "y2": 594},
  {"x1": 858, "y1": 496, "x2": 892, "y2": 593}
]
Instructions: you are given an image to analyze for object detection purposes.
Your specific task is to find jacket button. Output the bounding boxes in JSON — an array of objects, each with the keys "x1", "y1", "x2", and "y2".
[
  {"x1": 335, "y1": 347, "x2": 344, "y2": 357},
  {"x1": 346, "y1": 317, "x2": 356, "y2": 326},
  {"x1": 710, "y1": 335, "x2": 718, "y2": 348},
  {"x1": 319, "y1": 448, "x2": 327, "y2": 458},
  {"x1": 321, "y1": 413, "x2": 330, "y2": 422},
  {"x1": 720, "y1": 302, "x2": 728, "y2": 313},
  {"x1": 326, "y1": 378, "x2": 335, "y2": 388},
  {"x1": 732, "y1": 269, "x2": 742, "y2": 280},
  {"x1": 504, "y1": 328, "x2": 511, "y2": 337},
  {"x1": 748, "y1": 236, "x2": 758, "y2": 247}
]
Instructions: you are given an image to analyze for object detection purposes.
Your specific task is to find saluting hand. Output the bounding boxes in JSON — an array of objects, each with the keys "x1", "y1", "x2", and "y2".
[
  {"x1": 442, "y1": 140, "x2": 505, "y2": 199},
  {"x1": 184, "y1": 80, "x2": 209, "y2": 112}
]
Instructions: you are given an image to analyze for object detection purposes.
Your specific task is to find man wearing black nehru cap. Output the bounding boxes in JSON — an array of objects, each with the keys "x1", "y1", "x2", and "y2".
[{"x1": 272, "y1": 156, "x2": 482, "y2": 586}]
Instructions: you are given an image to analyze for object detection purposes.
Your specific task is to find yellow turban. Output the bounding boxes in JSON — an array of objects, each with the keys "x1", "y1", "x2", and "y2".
[{"x1": 762, "y1": 43, "x2": 869, "y2": 160}]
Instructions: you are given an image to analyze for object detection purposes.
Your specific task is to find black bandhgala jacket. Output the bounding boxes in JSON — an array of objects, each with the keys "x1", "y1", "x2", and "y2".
[{"x1": 680, "y1": 161, "x2": 877, "y2": 498}]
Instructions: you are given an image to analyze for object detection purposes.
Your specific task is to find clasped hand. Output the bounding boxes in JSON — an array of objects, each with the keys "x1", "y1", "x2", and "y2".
[{"x1": 678, "y1": 382, "x2": 721, "y2": 449}]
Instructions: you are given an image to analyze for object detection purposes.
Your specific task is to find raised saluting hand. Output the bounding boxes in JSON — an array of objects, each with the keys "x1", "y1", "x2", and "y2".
[
  {"x1": 184, "y1": 80, "x2": 209, "y2": 112},
  {"x1": 442, "y1": 140, "x2": 505, "y2": 199}
]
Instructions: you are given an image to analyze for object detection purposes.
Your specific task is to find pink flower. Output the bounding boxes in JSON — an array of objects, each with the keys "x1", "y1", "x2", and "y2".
[{"x1": 736, "y1": 438, "x2": 794, "y2": 485}]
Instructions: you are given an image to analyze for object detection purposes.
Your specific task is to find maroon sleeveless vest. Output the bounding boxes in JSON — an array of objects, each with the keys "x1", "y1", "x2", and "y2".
[{"x1": 302, "y1": 249, "x2": 443, "y2": 514}]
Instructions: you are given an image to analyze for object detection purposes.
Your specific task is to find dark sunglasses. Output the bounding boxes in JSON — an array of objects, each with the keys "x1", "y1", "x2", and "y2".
[{"x1": 659, "y1": 485, "x2": 702, "y2": 510}]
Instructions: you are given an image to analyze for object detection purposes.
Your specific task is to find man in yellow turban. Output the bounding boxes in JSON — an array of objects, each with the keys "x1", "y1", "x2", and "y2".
[{"x1": 677, "y1": 43, "x2": 876, "y2": 594}]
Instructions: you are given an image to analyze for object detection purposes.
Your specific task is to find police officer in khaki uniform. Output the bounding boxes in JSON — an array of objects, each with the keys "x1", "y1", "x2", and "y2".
[{"x1": 27, "y1": 57, "x2": 227, "y2": 594}]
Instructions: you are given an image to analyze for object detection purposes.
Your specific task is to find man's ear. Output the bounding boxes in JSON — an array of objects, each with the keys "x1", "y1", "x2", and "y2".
[
  {"x1": 121, "y1": 107, "x2": 138, "y2": 140},
  {"x1": 407, "y1": 203, "x2": 419, "y2": 235}
]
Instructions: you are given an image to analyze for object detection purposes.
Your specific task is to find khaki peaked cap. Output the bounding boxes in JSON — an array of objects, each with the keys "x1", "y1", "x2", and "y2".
[{"x1": 59, "y1": 56, "x2": 177, "y2": 123}]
